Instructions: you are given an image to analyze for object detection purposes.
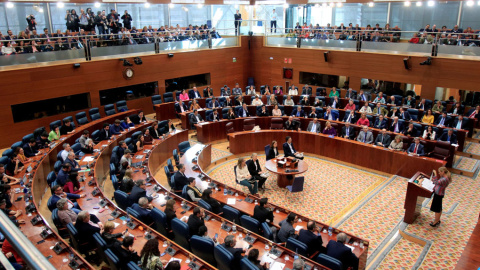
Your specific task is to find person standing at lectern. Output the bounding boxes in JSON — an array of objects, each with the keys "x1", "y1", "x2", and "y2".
[
  {"x1": 234, "y1": 10, "x2": 242, "y2": 36},
  {"x1": 429, "y1": 167, "x2": 452, "y2": 227}
]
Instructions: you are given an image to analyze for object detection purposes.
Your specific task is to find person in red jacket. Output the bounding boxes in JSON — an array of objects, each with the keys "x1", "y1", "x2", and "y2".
[
  {"x1": 356, "y1": 113, "x2": 370, "y2": 127},
  {"x1": 2, "y1": 239, "x2": 24, "y2": 269}
]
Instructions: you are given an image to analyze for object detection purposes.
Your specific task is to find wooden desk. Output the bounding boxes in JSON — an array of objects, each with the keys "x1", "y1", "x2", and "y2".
[
  {"x1": 172, "y1": 144, "x2": 369, "y2": 269},
  {"x1": 228, "y1": 130, "x2": 446, "y2": 179},
  {"x1": 403, "y1": 172, "x2": 434, "y2": 224},
  {"x1": 265, "y1": 158, "x2": 308, "y2": 188}
]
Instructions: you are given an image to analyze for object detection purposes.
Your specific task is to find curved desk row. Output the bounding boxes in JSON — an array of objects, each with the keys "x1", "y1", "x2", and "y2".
[
  {"x1": 145, "y1": 139, "x2": 333, "y2": 269},
  {"x1": 228, "y1": 130, "x2": 446, "y2": 179},
  {"x1": 172, "y1": 144, "x2": 369, "y2": 270}
]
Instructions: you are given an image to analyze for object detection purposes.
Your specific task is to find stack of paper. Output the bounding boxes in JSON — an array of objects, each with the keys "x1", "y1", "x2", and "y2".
[
  {"x1": 422, "y1": 179, "x2": 435, "y2": 192},
  {"x1": 227, "y1": 198, "x2": 236, "y2": 205}
]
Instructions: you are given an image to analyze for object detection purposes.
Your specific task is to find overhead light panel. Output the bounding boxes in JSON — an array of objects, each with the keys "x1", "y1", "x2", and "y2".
[
  {"x1": 466, "y1": 0, "x2": 474, "y2": 6},
  {"x1": 6, "y1": 2, "x2": 14, "y2": 8},
  {"x1": 56, "y1": 1, "x2": 64, "y2": 7},
  {"x1": 404, "y1": 1, "x2": 410, "y2": 6},
  {"x1": 416, "y1": 1, "x2": 422, "y2": 6},
  {"x1": 368, "y1": 2, "x2": 374, "y2": 7},
  {"x1": 427, "y1": 0, "x2": 434, "y2": 6}
]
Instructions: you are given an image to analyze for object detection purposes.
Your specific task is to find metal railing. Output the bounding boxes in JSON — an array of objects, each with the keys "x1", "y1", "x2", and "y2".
[{"x1": 0, "y1": 210, "x2": 56, "y2": 270}]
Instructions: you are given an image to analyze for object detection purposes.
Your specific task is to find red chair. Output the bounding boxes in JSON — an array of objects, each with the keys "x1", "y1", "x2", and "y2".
[
  {"x1": 270, "y1": 118, "x2": 284, "y2": 129},
  {"x1": 243, "y1": 119, "x2": 256, "y2": 131}
]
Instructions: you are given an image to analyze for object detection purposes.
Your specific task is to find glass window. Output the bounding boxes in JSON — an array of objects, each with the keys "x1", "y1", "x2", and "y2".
[
  {"x1": 5, "y1": 3, "x2": 48, "y2": 35},
  {"x1": 460, "y1": 4, "x2": 480, "y2": 30},
  {"x1": 390, "y1": 2, "x2": 459, "y2": 32},
  {"x1": 211, "y1": 5, "x2": 237, "y2": 34},
  {"x1": 361, "y1": 3, "x2": 388, "y2": 28},
  {"x1": 186, "y1": 4, "x2": 209, "y2": 27},
  {"x1": 310, "y1": 5, "x2": 333, "y2": 27},
  {"x1": 0, "y1": 5, "x2": 8, "y2": 34},
  {"x1": 116, "y1": 4, "x2": 166, "y2": 30},
  {"x1": 333, "y1": 4, "x2": 361, "y2": 26},
  {"x1": 165, "y1": 73, "x2": 210, "y2": 92},
  {"x1": 169, "y1": 5, "x2": 188, "y2": 28},
  {"x1": 99, "y1": 82, "x2": 157, "y2": 106},
  {"x1": 299, "y1": 72, "x2": 348, "y2": 88},
  {"x1": 49, "y1": 3, "x2": 116, "y2": 32}
]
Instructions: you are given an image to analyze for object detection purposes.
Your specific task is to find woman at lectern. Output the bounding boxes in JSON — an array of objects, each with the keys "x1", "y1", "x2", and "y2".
[
  {"x1": 267, "y1": 141, "x2": 279, "y2": 161},
  {"x1": 429, "y1": 167, "x2": 452, "y2": 227}
]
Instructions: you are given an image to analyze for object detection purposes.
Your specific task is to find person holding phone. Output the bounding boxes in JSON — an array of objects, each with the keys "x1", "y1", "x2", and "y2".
[
  {"x1": 101, "y1": 221, "x2": 128, "y2": 248},
  {"x1": 199, "y1": 225, "x2": 218, "y2": 245},
  {"x1": 221, "y1": 235, "x2": 252, "y2": 270}
]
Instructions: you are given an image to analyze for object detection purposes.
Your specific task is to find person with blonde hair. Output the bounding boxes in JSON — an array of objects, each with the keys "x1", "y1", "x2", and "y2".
[
  {"x1": 430, "y1": 167, "x2": 452, "y2": 227},
  {"x1": 236, "y1": 157, "x2": 258, "y2": 195}
]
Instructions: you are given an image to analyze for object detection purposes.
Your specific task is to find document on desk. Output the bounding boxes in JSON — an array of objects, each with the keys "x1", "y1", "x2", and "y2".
[
  {"x1": 260, "y1": 254, "x2": 275, "y2": 265},
  {"x1": 227, "y1": 198, "x2": 236, "y2": 205},
  {"x1": 135, "y1": 155, "x2": 144, "y2": 159},
  {"x1": 270, "y1": 262, "x2": 285, "y2": 270},
  {"x1": 345, "y1": 244, "x2": 355, "y2": 251},
  {"x1": 294, "y1": 225, "x2": 303, "y2": 231},
  {"x1": 82, "y1": 156, "x2": 95, "y2": 162},
  {"x1": 422, "y1": 179, "x2": 435, "y2": 192}
]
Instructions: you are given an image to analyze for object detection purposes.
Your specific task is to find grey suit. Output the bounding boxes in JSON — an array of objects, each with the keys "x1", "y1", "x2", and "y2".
[
  {"x1": 356, "y1": 131, "x2": 374, "y2": 144},
  {"x1": 306, "y1": 122, "x2": 321, "y2": 133}
]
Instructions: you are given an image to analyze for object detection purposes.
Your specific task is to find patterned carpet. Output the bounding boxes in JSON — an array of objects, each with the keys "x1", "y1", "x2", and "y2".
[
  {"x1": 453, "y1": 156, "x2": 480, "y2": 172},
  {"x1": 206, "y1": 149, "x2": 480, "y2": 269},
  {"x1": 465, "y1": 141, "x2": 480, "y2": 156},
  {"x1": 212, "y1": 148, "x2": 232, "y2": 162}
]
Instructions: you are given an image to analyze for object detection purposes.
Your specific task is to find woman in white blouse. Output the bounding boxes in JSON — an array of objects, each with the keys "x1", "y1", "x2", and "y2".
[
  {"x1": 272, "y1": 105, "x2": 282, "y2": 116},
  {"x1": 288, "y1": 85, "x2": 298, "y2": 95},
  {"x1": 284, "y1": 95, "x2": 295, "y2": 106},
  {"x1": 235, "y1": 158, "x2": 258, "y2": 195},
  {"x1": 423, "y1": 125, "x2": 436, "y2": 140},
  {"x1": 359, "y1": 104, "x2": 372, "y2": 114}
]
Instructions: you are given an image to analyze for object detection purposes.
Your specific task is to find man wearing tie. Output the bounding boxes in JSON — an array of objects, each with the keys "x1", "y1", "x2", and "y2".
[
  {"x1": 466, "y1": 105, "x2": 480, "y2": 120},
  {"x1": 238, "y1": 103, "x2": 250, "y2": 117},
  {"x1": 175, "y1": 100, "x2": 188, "y2": 113},
  {"x1": 407, "y1": 137, "x2": 425, "y2": 156},
  {"x1": 232, "y1": 83, "x2": 242, "y2": 95},
  {"x1": 453, "y1": 115, "x2": 466, "y2": 130},
  {"x1": 416, "y1": 99, "x2": 428, "y2": 110},
  {"x1": 341, "y1": 122, "x2": 355, "y2": 140},
  {"x1": 223, "y1": 96, "x2": 233, "y2": 107},
  {"x1": 373, "y1": 103, "x2": 388, "y2": 116},
  {"x1": 389, "y1": 117, "x2": 404, "y2": 133},
  {"x1": 330, "y1": 96, "x2": 340, "y2": 109},
  {"x1": 438, "y1": 129, "x2": 457, "y2": 144},
  {"x1": 358, "y1": 90, "x2": 368, "y2": 102},
  {"x1": 374, "y1": 129, "x2": 392, "y2": 147},
  {"x1": 345, "y1": 88, "x2": 357, "y2": 100},
  {"x1": 190, "y1": 87, "x2": 202, "y2": 99},
  {"x1": 190, "y1": 110, "x2": 204, "y2": 126},
  {"x1": 208, "y1": 110, "x2": 220, "y2": 122},
  {"x1": 399, "y1": 107, "x2": 411, "y2": 121},
  {"x1": 291, "y1": 106, "x2": 305, "y2": 118},
  {"x1": 435, "y1": 112, "x2": 450, "y2": 127},
  {"x1": 374, "y1": 115, "x2": 387, "y2": 129},
  {"x1": 23, "y1": 138, "x2": 39, "y2": 157},
  {"x1": 283, "y1": 136, "x2": 304, "y2": 160},
  {"x1": 356, "y1": 126, "x2": 374, "y2": 144},
  {"x1": 307, "y1": 118, "x2": 321, "y2": 133},
  {"x1": 343, "y1": 110, "x2": 356, "y2": 124},
  {"x1": 207, "y1": 97, "x2": 220, "y2": 109},
  {"x1": 324, "y1": 107, "x2": 339, "y2": 121}
]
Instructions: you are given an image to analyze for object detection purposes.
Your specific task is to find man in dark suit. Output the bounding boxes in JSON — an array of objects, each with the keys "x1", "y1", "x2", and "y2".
[
  {"x1": 416, "y1": 99, "x2": 429, "y2": 110},
  {"x1": 399, "y1": 107, "x2": 411, "y2": 121},
  {"x1": 291, "y1": 106, "x2": 305, "y2": 118},
  {"x1": 56, "y1": 164, "x2": 72, "y2": 186},
  {"x1": 64, "y1": 151, "x2": 81, "y2": 173},
  {"x1": 284, "y1": 116, "x2": 297, "y2": 130},
  {"x1": 207, "y1": 97, "x2": 221, "y2": 109},
  {"x1": 357, "y1": 90, "x2": 368, "y2": 102},
  {"x1": 341, "y1": 122, "x2": 356, "y2": 140},
  {"x1": 389, "y1": 117, "x2": 404, "y2": 133},
  {"x1": 247, "y1": 153, "x2": 267, "y2": 190},
  {"x1": 283, "y1": 136, "x2": 303, "y2": 159},
  {"x1": 111, "y1": 237, "x2": 141, "y2": 269},
  {"x1": 302, "y1": 85, "x2": 312, "y2": 95},
  {"x1": 173, "y1": 164, "x2": 188, "y2": 192},
  {"x1": 128, "y1": 179, "x2": 154, "y2": 207},
  {"x1": 131, "y1": 197, "x2": 154, "y2": 225},
  {"x1": 48, "y1": 184, "x2": 84, "y2": 212},
  {"x1": 343, "y1": 110, "x2": 357, "y2": 124},
  {"x1": 306, "y1": 118, "x2": 321, "y2": 133},
  {"x1": 237, "y1": 103, "x2": 250, "y2": 117},
  {"x1": 257, "y1": 105, "x2": 269, "y2": 117},
  {"x1": 326, "y1": 233, "x2": 359, "y2": 270},
  {"x1": 208, "y1": 110, "x2": 221, "y2": 121},
  {"x1": 345, "y1": 88, "x2": 357, "y2": 100},
  {"x1": 407, "y1": 137, "x2": 425, "y2": 156},
  {"x1": 189, "y1": 87, "x2": 202, "y2": 99},
  {"x1": 187, "y1": 207, "x2": 205, "y2": 236},
  {"x1": 222, "y1": 235, "x2": 246, "y2": 270},
  {"x1": 452, "y1": 115, "x2": 467, "y2": 130},
  {"x1": 438, "y1": 129, "x2": 458, "y2": 144},
  {"x1": 75, "y1": 210, "x2": 103, "y2": 250},
  {"x1": 374, "y1": 129, "x2": 392, "y2": 147},
  {"x1": 190, "y1": 110, "x2": 204, "y2": 127},
  {"x1": 373, "y1": 115, "x2": 387, "y2": 129},
  {"x1": 435, "y1": 112, "x2": 451, "y2": 127},
  {"x1": 149, "y1": 122, "x2": 161, "y2": 139},
  {"x1": 449, "y1": 102, "x2": 464, "y2": 115},
  {"x1": 223, "y1": 97, "x2": 233, "y2": 107},
  {"x1": 60, "y1": 119, "x2": 75, "y2": 135},
  {"x1": 175, "y1": 100, "x2": 188, "y2": 113},
  {"x1": 329, "y1": 96, "x2": 340, "y2": 109},
  {"x1": 324, "y1": 107, "x2": 339, "y2": 121},
  {"x1": 466, "y1": 105, "x2": 480, "y2": 121},
  {"x1": 98, "y1": 123, "x2": 111, "y2": 141},
  {"x1": 22, "y1": 138, "x2": 38, "y2": 157},
  {"x1": 253, "y1": 198, "x2": 274, "y2": 224},
  {"x1": 298, "y1": 221, "x2": 325, "y2": 257}
]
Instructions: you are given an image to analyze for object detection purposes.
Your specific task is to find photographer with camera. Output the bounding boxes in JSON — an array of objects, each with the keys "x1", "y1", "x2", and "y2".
[{"x1": 26, "y1": 14, "x2": 36, "y2": 31}]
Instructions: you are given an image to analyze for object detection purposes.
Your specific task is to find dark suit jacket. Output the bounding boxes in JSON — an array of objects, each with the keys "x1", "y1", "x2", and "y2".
[
  {"x1": 207, "y1": 100, "x2": 220, "y2": 109},
  {"x1": 449, "y1": 106, "x2": 464, "y2": 115},
  {"x1": 284, "y1": 121, "x2": 296, "y2": 130},
  {"x1": 187, "y1": 214, "x2": 205, "y2": 236},
  {"x1": 247, "y1": 159, "x2": 262, "y2": 177},
  {"x1": 203, "y1": 197, "x2": 222, "y2": 214},
  {"x1": 128, "y1": 186, "x2": 152, "y2": 206},
  {"x1": 374, "y1": 133, "x2": 392, "y2": 147},
  {"x1": 75, "y1": 220, "x2": 100, "y2": 248},
  {"x1": 237, "y1": 107, "x2": 250, "y2": 117},
  {"x1": 149, "y1": 126, "x2": 161, "y2": 139},
  {"x1": 341, "y1": 126, "x2": 355, "y2": 140},
  {"x1": 343, "y1": 113, "x2": 357, "y2": 124},
  {"x1": 324, "y1": 111, "x2": 339, "y2": 121},
  {"x1": 452, "y1": 119, "x2": 467, "y2": 129},
  {"x1": 407, "y1": 143, "x2": 425, "y2": 156},
  {"x1": 222, "y1": 244, "x2": 243, "y2": 270},
  {"x1": 130, "y1": 114, "x2": 146, "y2": 124},
  {"x1": 48, "y1": 193, "x2": 81, "y2": 211},
  {"x1": 373, "y1": 119, "x2": 387, "y2": 129},
  {"x1": 98, "y1": 128, "x2": 110, "y2": 141},
  {"x1": 253, "y1": 205, "x2": 274, "y2": 224},
  {"x1": 111, "y1": 241, "x2": 141, "y2": 270},
  {"x1": 267, "y1": 147, "x2": 278, "y2": 160},
  {"x1": 22, "y1": 143, "x2": 38, "y2": 157},
  {"x1": 257, "y1": 110, "x2": 269, "y2": 117},
  {"x1": 64, "y1": 158, "x2": 80, "y2": 172},
  {"x1": 175, "y1": 103, "x2": 188, "y2": 113},
  {"x1": 416, "y1": 102, "x2": 429, "y2": 110},
  {"x1": 326, "y1": 240, "x2": 359, "y2": 270},
  {"x1": 283, "y1": 142, "x2": 296, "y2": 157},
  {"x1": 223, "y1": 100, "x2": 234, "y2": 107},
  {"x1": 388, "y1": 121, "x2": 404, "y2": 133},
  {"x1": 291, "y1": 109, "x2": 305, "y2": 117},
  {"x1": 190, "y1": 114, "x2": 204, "y2": 125},
  {"x1": 208, "y1": 113, "x2": 221, "y2": 121},
  {"x1": 173, "y1": 171, "x2": 188, "y2": 191},
  {"x1": 345, "y1": 92, "x2": 357, "y2": 100},
  {"x1": 399, "y1": 111, "x2": 411, "y2": 121},
  {"x1": 435, "y1": 116, "x2": 451, "y2": 127},
  {"x1": 438, "y1": 133, "x2": 458, "y2": 144},
  {"x1": 298, "y1": 229, "x2": 324, "y2": 256},
  {"x1": 131, "y1": 203, "x2": 153, "y2": 225}
]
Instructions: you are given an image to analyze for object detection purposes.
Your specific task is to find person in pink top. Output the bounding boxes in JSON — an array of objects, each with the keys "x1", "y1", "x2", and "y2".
[
  {"x1": 429, "y1": 167, "x2": 452, "y2": 227},
  {"x1": 344, "y1": 99, "x2": 356, "y2": 111},
  {"x1": 356, "y1": 113, "x2": 370, "y2": 126},
  {"x1": 179, "y1": 89, "x2": 189, "y2": 101}
]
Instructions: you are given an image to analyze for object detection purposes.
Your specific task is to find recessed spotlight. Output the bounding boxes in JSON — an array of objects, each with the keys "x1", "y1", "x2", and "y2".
[
  {"x1": 368, "y1": 2, "x2": 374, "y2": 7},
  {"x1": 94, "y1": 2, "x2": 101, "y2": 8},
  {"x1": 337, "y1": 2, "x2": 343, "y2": 7},
  {"x1": 404, "y1": 1, "x2": 411, "y2": 6},
  {"x1": 466, "y1": 0, "x2": 474, "y2": 6},
  {"x1": 144, "y1": 2, "x2": 150, "y2": 8},
  {"x1": 6, "y1": 2, "x2": 14, "y2": 8},
  {"x1": 197, "y1": 3, "x2": 203, "y2": 8},
  {"x1": 329, "y1": 2, "x2": 335, "y2": 7},
  {"x1": 283, "y1": 3, "x2": 289, "y2": 8},
  {"x1": 39, "y1": 7, "x2": 44, "y2": 12},
  {"x1": 169, "y1": 3, "x2": 174, "y2": 8},
  {"x1": 57, "y1": 2, "x2": 64, "y2": 8},
  {"x1": 427, "y1": 0, "x2": 434, "y2": 6},
  {"x1": 416, "y1": 1, "x2": 422, "y2": 6}
]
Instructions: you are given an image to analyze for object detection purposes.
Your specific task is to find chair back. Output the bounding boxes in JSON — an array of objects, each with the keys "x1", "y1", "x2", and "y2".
[
  {"x1": 116, "y1": 100, "x2": 128, "y2": 112},
  {"x1": 240, "y1": 257, "x2": 261, "y2": 270},
  {"x1": 127, "y1": 261, "x2": 142, "y2": 270},
  {"x1": 105, "y1": 249, "x2": 120, "y2": 270},
  {"x1": 264, "y1": 145, "x2": 271, "y2": 160},
  {"x1": 47, "y1": 171, "x2": 57, "y2": 186},
  {"x1": 158, "y1": 120, "x2": 169, "y2": 134},
  {"x1": 178, "y1": 141, "x2": 191, "y2": 154},
  {"x1": 114, "y1": 190, "x2": 130, "y2": 210},
  {"x1": 431, "y1": 141, "x2": 451, "y2": 160},
  {"x1": 126, "y1": 206, "x2": 140, "y2": 219},
  {"x1": 226, "y1": 122, "x2": 235, "y2": 134},
  {"x1": 163, "y1": 92, "x2": 174, "y2": 103},
  {"x1": 10, "y1": 141, "x2": 23, "y2": 150},
  {"x1": 22, "y1": 133, "x2": 34, "y2": 144},
  {"x1": 270, "y1": 118, "x2": 284, "y2": 129},
  {"x1": 75, "y1": 112, "x2": 89, "y2": 125},
  {"x1": 173, "y1": 149, "x2": 179, "y2": 164},
  {"x1": 316, "y1": 253, "x2": 344, "y2": 270},
  {"x1": 151, "y1": 95, "x2": 162, "y2": 106},
  {"x1": 111, "y1": 175, "x2": 119, "y2": 190},
  {"x1": 51, "y1": 208, "x2": 68, "y2": 238},
  {"x1": 2, "y1": 149, "x2": 13, "y2": 158},
  {"x1": 198, "y1": 199, "x2": 212, "y2": 211},
  {"x1": 50, "y1": 120, "x2": 62, "y2": 131},
  {"x1": 261, "y1": 222, "x2": 274, "y2": 241},
  {"x1": 171, "y1": 218, "x2": 191, "y2": 250},
  {"x1": 408, "y1": 108, "x2": 419, "y2": 121},
  {"x1": 66, "y1": 223, "x2": 80, "y2": 251},
  {"x1": 286, "y1": 237, "x2": 308, "y2": 256},
  {"x1": 104, "y1": 104, "x2": 116, "y2": 116},
  {"x1": 190, "y1": 235, "x2": 216, "y2": 266},
  {"x1": 33, "y1": 127, "x2": 45, "y2": 139},
  {"x1": 316, "y1": 87, "x2": 326, "y2": 96},
  {"x1": 240, "y1": 215, "x2": 261, "y2": 234},
  {"x1": 287, "y1": 176, "x2": 305, "y2": 193},
  {"x1": 71, "y1": 143, "x2": 82, "y2": 155},
  {"x1": 93, "y1": 232, "x2": 109, "y2": 265},
  {"x1": 182, "y1": 186, "x2": 192, "y2": 201},
  {"x1": 150, "y1": 208, "x2": 169, "y2": 235},
  {"x1": 89, "y1": 108, "x2": 101, "y2": 121},
  {"x1": 214, "y1": 244, "x2": 234, "y2": 270},
  {"x1": 221, "y1": 205, "x2": 241, "y2": 223},
  {"x1": 243, "y1": 119, "x2": 256, "y2": 131}
]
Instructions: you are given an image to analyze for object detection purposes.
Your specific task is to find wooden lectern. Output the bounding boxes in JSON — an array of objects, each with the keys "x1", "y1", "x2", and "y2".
[{"x1": 403, "y1": 172, "x2": 434, "y2": 224}]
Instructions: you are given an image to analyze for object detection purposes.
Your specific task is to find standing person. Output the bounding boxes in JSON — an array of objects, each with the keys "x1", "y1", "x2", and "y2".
[
  {"x1": 78, "y1": 9, "x2": 89, "y2": 31},
  {"x1": 270, "y1": 9, "x2": 277, "y2": 33},
  {"x1": 95, "y1": 11, "x2": 107, "y2": 36},
  {"x1": 66, "y1": 9, "x2": 79, "y2": 32},
  {"x1": 429, "y1": 167, "x2": 452, "y2": 227},
  {"x1": 234, "y1": 10, "x2": 242, "y2": 36},
  {"x1": 121, "y1": 10, "x2": 133, "y2": 30},
  {"x1": 26, "y1": 14, "x2": 37, "y2": 31}
]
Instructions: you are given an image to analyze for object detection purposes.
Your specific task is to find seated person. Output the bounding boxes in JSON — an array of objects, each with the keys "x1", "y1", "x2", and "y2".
[
  {"x1": 253, "y1": 197, "x2": 274, "y2": 224},
  {"x1": 358, "y1": 90, "x2": 368, "y2": 102},
  {"x1": 421, "y1": 109, "x2": 434, "y2": 124},
  {"x1": 330, "y1": 96, "x2": 340, "y2": 109},
  {"x1": 131, "y1": 197, "x2": 154, "y2": 225},
  {"x1": 143, "y1": 128, "x2": 153, "y2": 145},
  {"x1": 272, "y1": 105, "x2": 282, "y2": 117},
  {"x1": 388, "y1": 135, "x2": 404, "y2": 151},
  {"x1": 257, "y1": 105, "x2": 269, "y2": 117},
  {"x1": 149, "y1": 122, "x2": 161, "y2": 139},
  {"x1": 453, "y1": 115, "x2": 467, "y2": 130},
  {"x1": 344, "y1": 99, "x2": 356, "y2": 111},
  {"x1": 373, "y1": 103, "x2": 388, "y2": 116},
  {"x1": 449, "y1": 102, "x2": 464, "y2": 115},
  {"x1": 323, "y1": 121, "x2": 337, "y2": 136},
  {"x1": 389, "y1": 117, "x2": 404, "y2": 133},
  {"x1": 403, "y1": 122, "x2": 417, "y2": 137},
  {"x1": 22, "y1": 138, "x2": 38, "y2": 158},
  {"x1": 102, "y1": 221, "x2": 128, "y2": 248},
  {"x1": 190, "y1": 110, "x2": 205, "y2": 126},
  {"x1": 131, "y1": 111, "x2": 147, "y2": 124},
  {"x1": 36, "y1": 132, "x2": 50, "y2": 149},
  {"x1": 64, "y1": 151, "x2": 80, "y2": 173},
  {"x1": 235, "y1": 96, "x2": 244, "y2": 106},
  {"x1": 308, "y1": 109, "x2": 318, "y2": 118},
  {"x1": 284, "y1": 95, "x2": 295, "y2": 106},
  {"x1": 175, "y1": 100, "x2": 188, "y2": 113},
  {"x1": 298, "y1": 221, "x2": 325, "y2": 257},
  {"x1": 466, "y1": 105, "x2": 480, "y2": 120},
  {"x1": 201, "y1": 188, "x2": 222, "y2": 214},
  {"x1": 341, "y1": 122, "x2": 355, "y2": 140},
  {"x1": 388, "y1": 107, "x2": 399, "y2": 118},
  {"x1": 374, "y1": 114, "x2": 387, "y2": 129},
  {"x1": 438, "y1": 129, "x2": 457, "y2": 144},
  {"x1": 432, "y1": 100, "x2": 444, "y2": 114},
  {"x1": 236, "y1": 158, "x2": 258, "y2": 195},
  {"x1": 247, "y1": 153, "x2": 267, "y2": 191},
  {"x1": 283, "y1": 136, "x2": 304, "y2": 159},
  {"x1": 278, "y1": 213, "x2": 297, "y2": 243},
  {"x1": 435, "y1": 112, "x2": 450, "y2": 127},
  {"x1": 324, "y1": 107, "x2": 339, "y2": 121},
  {"x1": 121, "y1": 117, "x2": 135, "y2": 130},
  {"x1": 416, "y1": 99, "x2": 429, "y2": 110},
  {"x1": 111, "y1": 236, "x2": 141, "y2": 269},
  {"x1": 267, "y1": 95, "x2": 278, "y2": 106},
  {"x1": 343, "y1": 110, "x2": 357, "y2": 124},
  {"x1": 60, "y1": 119, "x2": 75, "y2": 135},
  {"x1": 404, "y1": 95, "x2": 416, "y2": 107},
  {"x1": 300, "y1": 96, "x2": 310, "y2": 106},
  {"x1": 98, "y1": 123, "x2": 111, "y2": 141},
  {"x1": 185, "y1": 177, "x2": 202, "y2": 202},
  {"x1": 356, "y1": 126, "x2": 374, "y2": 144},
  {"x1": 374, "y1": 129, "x2": 392, "y2": 147},
  {"x1": 267, "y1": 140, "x2": 279, "y2": 160},
  {"x1": 359, "y1": 104, "x2": 372, "y2": 114},
  {"x1": 356, "y1": 113, "x2": 370, "y2": 126},
  {"x1": 49, "y1": 125, "x2": 61, "y2": 141},
  {"x1": 399, "y1": 107, "x2": 411, "y2": 121},
  {"x1": 388, "y1": 95, "x2": 397, "y2": 105},
  {"x1": 110, "y1": 119, "x2": 125, "y2": 135},
  {"x1": 128, "y1": 179, "x2": 155, "y2": 207},
  {"x1": 187, "y1": 207, "x2": 205, "y2": 236},
  {"x1": 48, "y1": 184, "x2": 85, "y2": 212},
  {"x1": 226, "y1": 108, "x2": 236, "y2": 119},
  {"x1": 307, "y1": 118, "x2": 321, "y2": 133},
  {"x1": 423, "y1": 126, "x2": 436, "y2": 140},
  {"x1": 237, "y1": 103, "x2": 250, "y2": 117},
  {"x1": 247, "y1": 249, "x2": 269, "y2": 270},
  {"x1": 221, "y1": 235, "x2": 248, "y2": 269},
  {"x1": 208, "y1": 110, "x2": 221, "y2": 121},
  {"x1": 407, "y1": 137, "x2": 425, "y2": 156},
  {"x1": 0, "y1": 199, "x2": 24, "y2": 227},
  {"x1": 6, "y1": 154, "x2": 23, "y2": 176},
  {"x1": 207, "y1": 97, "x2": 220, "y2": 109},
  {"x1": 75, "y1": 210, "x2": 103, "y2": 250},
  {"x1": 284, "y1": 116, "x2": 298, "y2": 131},
  {"x1": 251, "y1": 96, "x2": 263, "y2": 106},
  {"x1": 326, "y1": 233, "x2": 359, "y2": 270},
  {"x1": 373, "y1": 92, "x2": 385, "y2": 103},
  {"x1": 291, "y1": 106, "x2": 305, "y2": 118},
  {"x1": 223, "y1": 96, "x2": 234, "y2": 107}
]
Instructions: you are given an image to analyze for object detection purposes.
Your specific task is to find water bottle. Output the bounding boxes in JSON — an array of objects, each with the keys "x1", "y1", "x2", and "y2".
[
  {"x1": 294, "y1": 248, "x2": 299, "y2": 260},
  {"x1": 232, "y1": 220, "x2": 237, "y2": 233},
  {"x1": 223, "y1": 186, "x2": 227, "y2": 195},
  {"x1": 126, "y1": 213, "x2": 131, "y2": 223},
  {"x1": 328, "y1": 226, "x2": 333, "y2": 236}
]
